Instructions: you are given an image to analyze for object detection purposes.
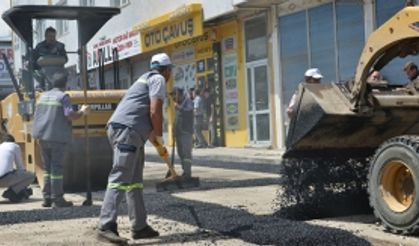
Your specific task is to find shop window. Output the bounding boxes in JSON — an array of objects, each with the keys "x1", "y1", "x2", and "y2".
[
  {"x1": 279, "y1": 0, "x2": 364, "y2": 105},
  {"x1": 279, "y1": 11, "x2": 308, "y2": 104},
  {"x1": 245, "y1": 15, "x2": 267, "y2": 62},
  {"x1": 375, "y1": 0, "x2": 417, "y2": 85},
  {"x1": 56, "y1": 0, "x2": 68, "y2": 36},
  {"x1": 336, "y1": 0, "x2": 364, "y2": 82},
  {"x1": 376, "y1": 0, "x2": 405, "y2": 26},
  {"x1": 309, "y1": 4, "x2": 336, "y2": 83}
]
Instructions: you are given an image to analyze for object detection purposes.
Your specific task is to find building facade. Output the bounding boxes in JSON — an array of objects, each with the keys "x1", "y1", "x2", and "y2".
[{"x1": 9, "y1": 0, "x2": 414, "y2": 149}]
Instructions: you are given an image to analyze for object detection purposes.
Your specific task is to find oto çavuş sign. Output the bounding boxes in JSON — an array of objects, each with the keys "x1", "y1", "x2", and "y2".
[{"x1": 139, "y1": 4, "x2": 203, "y2": 52}]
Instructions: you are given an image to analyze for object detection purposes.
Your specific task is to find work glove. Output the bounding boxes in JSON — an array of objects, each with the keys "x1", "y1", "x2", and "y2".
[
  {"x1": 155, "y1": 144, "x2": 169, "y2": 160},
  {"x1": 79, "y1": 104, "x2": 91, "y2": 116},
  {"x1": 155, "y1": 136, "x2": 164, "y2": 146},
  {"x1": 150, "y1": 136, "x2": 168, "y2": 159}
]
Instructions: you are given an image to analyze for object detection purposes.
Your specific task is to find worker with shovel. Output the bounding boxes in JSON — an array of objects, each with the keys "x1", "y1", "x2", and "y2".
[
  {"x1": 97, "y1": 53, "x2": 172, "y2": 244},
  {"x1": 173, "y1": 86, "x2": 194, "y2": 178}
]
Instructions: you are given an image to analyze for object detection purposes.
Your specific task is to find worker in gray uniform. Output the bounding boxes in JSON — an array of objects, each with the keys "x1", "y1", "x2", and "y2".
[
  {"x1": 32, "y1": 69, "x2": 90, "y2": 208},
  {"x1": 97, "y1": 53, "x2": 172, "y2": 244},
  {"x1": 32, "y1": 27, "x2": 68, "y2": 91},
  {"x1": 173, "y1": 87, "x2": 194, "y2": 177}
]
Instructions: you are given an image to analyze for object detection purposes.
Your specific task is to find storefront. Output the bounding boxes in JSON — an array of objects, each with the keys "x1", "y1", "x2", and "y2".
[{"x1": 137, "y1": 4, "x2": 248, "y2": 147}]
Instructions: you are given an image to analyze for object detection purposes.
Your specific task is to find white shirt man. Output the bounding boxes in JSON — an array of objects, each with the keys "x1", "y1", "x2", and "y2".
[
  {"x1": 0, "y1": 141, "x2": 25, "y2": 176},
  {"x1": 287, "y1": 68, "x2": 323, "y2": 118},
  {"x1": 0, "y1": 134, "x2": 34, "y2": 202}
]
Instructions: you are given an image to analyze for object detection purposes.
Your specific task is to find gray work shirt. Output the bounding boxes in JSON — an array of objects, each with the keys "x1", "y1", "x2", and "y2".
[
  {"x1": 32, "y1": 88, "x2": 73, "y2": 143},
  {"x1": 108, "y1": 70, "x2": 166, "y2": 136}
]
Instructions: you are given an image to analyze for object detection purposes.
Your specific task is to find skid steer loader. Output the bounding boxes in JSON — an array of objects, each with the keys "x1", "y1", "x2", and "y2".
[
  {"x1": 281, "y1": 6, "x2": 419, "y2": 234},
  {"x1": 0, "y1": 5, "x2": 124, "y2": 196}
]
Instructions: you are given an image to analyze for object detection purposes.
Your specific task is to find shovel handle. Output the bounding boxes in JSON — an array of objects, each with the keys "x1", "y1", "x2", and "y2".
[{"x1": 151, "y1": 141, "x2": 179, "y2": 178}]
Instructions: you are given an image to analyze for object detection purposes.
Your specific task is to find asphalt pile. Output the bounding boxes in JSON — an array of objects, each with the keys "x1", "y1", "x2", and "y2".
[{"x1": 274, "y1": 157, "x2": 372, "y2": 220}]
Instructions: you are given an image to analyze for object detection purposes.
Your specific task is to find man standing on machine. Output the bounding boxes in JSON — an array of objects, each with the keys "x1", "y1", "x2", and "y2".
[{"x1": 32, "y1": 27, "x2": 68, "y2": 90}]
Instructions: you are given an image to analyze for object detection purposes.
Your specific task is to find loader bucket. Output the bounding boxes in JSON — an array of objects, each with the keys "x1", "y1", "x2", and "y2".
[{"x1": 284, "y1": 83, "x2": 419, "y2": 158}]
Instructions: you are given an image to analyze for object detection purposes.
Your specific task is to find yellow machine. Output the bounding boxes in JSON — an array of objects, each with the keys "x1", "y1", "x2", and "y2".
[
  {"x1": 0, "y1": 90, "x2": 125, "y2": 190},
  {"x1": 282, "y1": 6, "x2": 419, "y2": 234},
  {"x1": 0, "y1": 5, "x2": 123, "y2": 198}
]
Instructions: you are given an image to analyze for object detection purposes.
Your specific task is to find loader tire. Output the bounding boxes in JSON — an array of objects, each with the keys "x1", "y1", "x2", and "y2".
[{"x1": 368, "y1": 136, "x2": 419, "y2": 234}]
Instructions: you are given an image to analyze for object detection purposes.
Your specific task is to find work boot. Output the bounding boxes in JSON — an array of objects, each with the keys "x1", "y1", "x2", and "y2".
[
  {"x1": 2, "y1": 188, "x2": 13, "y2": 199},
  {"x1": 97, "y1": 223, "x2": 128, "y2": 245},
  {"x1": 42, "y1": 198, "x2": 52, "y2": 207},
  {"x1": 52, "y1": 197, "x2": 73, "y2": 208},
  {"x1": 16, "y1": 188, "x2": 32, "y2": 200},
  {"x1": 132, "y1": 225, "x2": 159, "y2": 239},
  {"x1": 24, "y1": 188, "x2": 33, "y2": 199},
  {"x1": 2, "y1": 188, "x2": 23, "y2": 203}
]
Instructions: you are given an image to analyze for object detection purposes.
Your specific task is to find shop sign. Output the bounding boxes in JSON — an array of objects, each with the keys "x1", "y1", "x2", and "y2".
[
  {"x1": 222, "y1": 36, "x2": 236, "y2": 53},
  {"x1": 212, "y1": 42, "x2": 225, "y2": 146},
  {"x1": 138, "y1": 4, "x2": 203, "y2": 52},
  {"x1": 223, "y1": 53, "x2": 239, "y2": 130},
  {"x1": 0, "y1": 46, "x2": 13, "y2": 84},
  {"x1": 87, "y1": 28, "x2": 141, "y2": 70},
  {"x1": 171, "y1": 47, "x2": 195, "y2": 64}
]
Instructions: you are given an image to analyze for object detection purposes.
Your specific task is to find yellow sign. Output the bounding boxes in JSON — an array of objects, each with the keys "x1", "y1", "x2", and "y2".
[{"x1": 138, "y1": 4, "x2": 203, "y2": 52}]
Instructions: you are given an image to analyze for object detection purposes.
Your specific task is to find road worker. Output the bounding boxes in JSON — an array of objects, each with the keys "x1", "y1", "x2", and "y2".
[
  {"x1": 97, "y1": 53, "x2": 172, "y2": 244},
  {"x1": 0, "y1": 134, "x2": 34, "y2": 203},
  {"x1": 173, "y1": 86, "x2": 194, "y2": 178},
  {"x1": 32, "y1": 68, "x2": 90, "y2": 208}
]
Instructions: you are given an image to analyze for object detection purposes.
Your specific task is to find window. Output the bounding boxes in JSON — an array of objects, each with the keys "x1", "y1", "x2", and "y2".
[
  {"x1": 375, "y1": 0, "x2": 417, "y2": 84},
  {"x1": 244, "y1": 15, "x2": 267, "y2": 62},
  {"x1": 280, "y1": 11, "x2": 308, "y2": 102},
  {"x1": 112, "y1": 0, "x2": 129, "y2": 7},
  {"x1": 336, "y1": 0, "x2": 364, "y2": 81},
  {"x1": 309, "y1": 4, "x2": 336, "y2": 85},
  {"x1": 56, "y1": 19, "x2": 69, "y2": 36},
  {"x1": 279, "y1": 0, "x2": 364, "y2": 104},
  {"x1": 56, "y1": 0, "x2": 69, "y2": 36},
  {"x1": 80, "y1": 0, "x2": 95, "y2": 6}
]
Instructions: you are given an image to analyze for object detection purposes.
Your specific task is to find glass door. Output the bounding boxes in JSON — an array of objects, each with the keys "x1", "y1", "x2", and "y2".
[{"x1": 247, "y1": 59, "x2": 270, "y2": 145}]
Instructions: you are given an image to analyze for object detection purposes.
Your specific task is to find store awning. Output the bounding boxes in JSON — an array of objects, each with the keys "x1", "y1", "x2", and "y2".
[{"x1": 136, "y1": 4, "x2": 203, "y2": 53}]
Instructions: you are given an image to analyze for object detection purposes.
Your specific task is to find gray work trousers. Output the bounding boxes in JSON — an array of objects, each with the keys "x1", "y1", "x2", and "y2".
[
  {"x1": 99, "y1": 125, "x2": 147, "y2": 231},
  {"x1": 175, "y1": 128, "x2": 193, "y2": 177},
  {"x1": 39, "y1": 140, "x2": 67, "y2": 199},
  {"x1": 194, "y1": 115, "x2": 207, "y2": 147},
  {"x1": 0, "y1": 170, "x2": 35, "y2": 193}
]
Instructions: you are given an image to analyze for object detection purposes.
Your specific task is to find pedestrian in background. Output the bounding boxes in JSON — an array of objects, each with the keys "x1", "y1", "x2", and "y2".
[
  {"x1": 287, "y1": 68, "x2": 323, "y2": 118},
  {"x1": 0, "y1": 134, "x2": 34, "y2": 203},
  {"x1": 203, "y1": 88, "x2": 215, "y2": 147},
  {"x1": 32, "y1": 69, "x2": 90, "y2": 208},
  {"x1": 173, "y1": 87, "x2": 194, "y2": 178},
  {"x1": 193, "y1": 89, "x2": 208, "y2": 148}
]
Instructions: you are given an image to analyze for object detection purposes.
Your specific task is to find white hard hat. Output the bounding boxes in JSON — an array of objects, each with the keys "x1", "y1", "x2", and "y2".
[
  {"x1": 150, "y1": 53, "x2": 172, "y2": 69},
  {"x1": 304, "y1": 68, "x2": 323, "y2": 79}
]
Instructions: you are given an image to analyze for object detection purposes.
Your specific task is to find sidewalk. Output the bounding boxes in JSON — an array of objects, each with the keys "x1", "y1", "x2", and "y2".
[{"x1": 144, "y1": 145, "x2": 284, "y2": 165}]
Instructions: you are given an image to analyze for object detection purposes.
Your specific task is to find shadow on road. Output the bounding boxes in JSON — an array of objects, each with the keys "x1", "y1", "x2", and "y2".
[{"x1": 0, "y1": 188, "x2": 372, "y2": 246}]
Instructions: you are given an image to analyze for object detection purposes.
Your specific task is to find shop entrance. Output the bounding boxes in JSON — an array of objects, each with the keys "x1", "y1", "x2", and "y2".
[{"x1": 246, "y1": 59, "x2": 270, "y2": 145}]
